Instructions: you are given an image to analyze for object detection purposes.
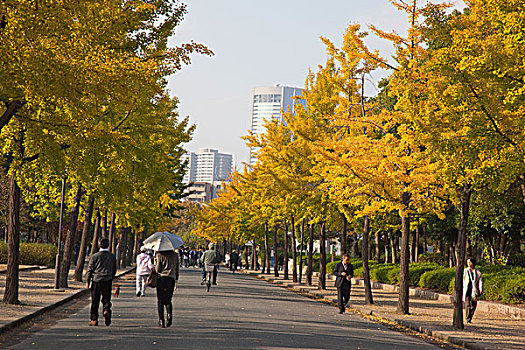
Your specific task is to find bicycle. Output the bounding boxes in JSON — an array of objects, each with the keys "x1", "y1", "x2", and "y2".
[{"x1": 205, "y1": 264, "x2": 215, "y2": 292}]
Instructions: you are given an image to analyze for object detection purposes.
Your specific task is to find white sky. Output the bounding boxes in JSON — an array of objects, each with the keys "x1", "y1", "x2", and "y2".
[{"x1": 167, "y1": 0, "x2": 466, "y2": 165}]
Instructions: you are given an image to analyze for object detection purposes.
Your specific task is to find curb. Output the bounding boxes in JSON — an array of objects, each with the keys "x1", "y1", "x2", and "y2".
[
  {"x1": 0, "y1": 266, "x2": 45, "y2": 274},
  {"x1": 0, "y1": 266, "x2": 136, "y2": 336},
  {"x1": 243, "y1": 270, "x2": 494, "y2": 350}
]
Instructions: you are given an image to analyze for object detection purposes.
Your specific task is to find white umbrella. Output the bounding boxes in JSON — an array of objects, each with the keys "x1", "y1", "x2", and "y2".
[{"x1": 142, "y1": 232, "x2": 184, "y2": 252}]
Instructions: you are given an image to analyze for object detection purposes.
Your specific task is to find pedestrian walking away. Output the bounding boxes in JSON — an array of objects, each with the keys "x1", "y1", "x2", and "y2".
[
  {"x1": 200, "y1": 242, "x2": 221, "y2": 285},
  {"x1": 155, "y1": 249, "x2": 179, "y2": 328},
  {"x1": 463, "y1": 257, "x2": 483, "y2": 324},
  {"x1": 136, "y1": 246, "x2": 153, "y2": 297},
  {"x1": 230, "y1": 250, "x2": 239, "y2": 273},
  {"x1": 333, "y1": 253, "x2": 353, "y2": 314},
  {"x1": 85, "y1": 238, "x2": 117, "y2": 326}
]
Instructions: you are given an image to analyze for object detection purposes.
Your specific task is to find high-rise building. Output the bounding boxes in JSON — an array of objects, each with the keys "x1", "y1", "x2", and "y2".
[
  {"x1": 249, "y1": 85, "x2": 304, "y2": 164},
  {"x1": 181, "y1": 148, "x2": 234, "y2": 202},
  {"x1": 183, "y1": 148, "x2": 233, "y2": 183}
]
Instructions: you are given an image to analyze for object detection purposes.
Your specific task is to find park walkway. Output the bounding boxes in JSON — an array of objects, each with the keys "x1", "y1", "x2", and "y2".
[
  {"x1": 2, "y1": 267, "x2": 441, "y2": 349},
  {"x1": 240, "y1": 268, "x2": 525, "y2": 350},
  {"x1": 0, "y1": 264, "x2": 135, "y2": 335}
]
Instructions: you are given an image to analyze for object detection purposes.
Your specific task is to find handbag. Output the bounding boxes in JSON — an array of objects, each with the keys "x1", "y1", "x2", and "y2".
[{"x1": 146, "y1": 269, "x2": 159, "y2": 288}]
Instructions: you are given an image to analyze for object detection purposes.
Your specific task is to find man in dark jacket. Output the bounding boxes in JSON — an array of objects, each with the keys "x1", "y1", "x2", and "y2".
[
  {"x1": 86, "y1": 238, "x2": 117, "y2": 326},
  {"x1": 333, "y1": 253, "x2": 353, "y2": 314}
]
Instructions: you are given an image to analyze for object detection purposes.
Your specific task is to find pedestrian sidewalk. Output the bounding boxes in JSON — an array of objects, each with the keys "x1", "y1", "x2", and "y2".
[
  {"x1": 241, "y1": 269, "x2": 525, "y2": 350},
  {"x1": 0, "y1": 264, "x2": 135, "y2": 335}
]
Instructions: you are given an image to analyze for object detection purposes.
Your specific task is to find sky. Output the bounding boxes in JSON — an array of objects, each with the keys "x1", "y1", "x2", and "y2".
[{"x1": 167, "y1": 0, "x2": 465, "y2": 166}]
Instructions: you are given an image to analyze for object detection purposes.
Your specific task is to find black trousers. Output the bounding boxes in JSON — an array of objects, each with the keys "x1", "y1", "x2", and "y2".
[
  {"x1": 465, "y1": 296, "x2": 477, "y2": 322},
  {"x1": 337, "y1": 283, "x2": 351, "y2": 312},
  {"x1": 90, "y1": 280, "x2": 112, "y2": 321}
]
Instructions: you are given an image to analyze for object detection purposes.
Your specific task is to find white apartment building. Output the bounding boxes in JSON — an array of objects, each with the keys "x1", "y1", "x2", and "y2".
[
  {"x1": 182, "y1": 148, "x2": 234, "y2": 202},
  {"x1": 249, "y1": 85, "x2": 305, "y2": 165}
]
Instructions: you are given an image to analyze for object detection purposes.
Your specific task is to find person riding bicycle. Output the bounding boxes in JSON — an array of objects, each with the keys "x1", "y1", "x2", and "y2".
[{"x1": 199, "y1": 243, "x2": 221, "y2": 285}]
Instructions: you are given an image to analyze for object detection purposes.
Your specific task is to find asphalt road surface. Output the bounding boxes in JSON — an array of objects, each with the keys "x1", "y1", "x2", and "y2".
[{"x1": 6, "y1": 268, "x2": 440, "y2": 349}]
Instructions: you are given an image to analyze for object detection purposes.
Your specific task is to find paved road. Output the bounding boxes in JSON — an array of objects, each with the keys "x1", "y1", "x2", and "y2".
[{"x1": 6, "y1": 268, "x2": 440, "y2": 349}]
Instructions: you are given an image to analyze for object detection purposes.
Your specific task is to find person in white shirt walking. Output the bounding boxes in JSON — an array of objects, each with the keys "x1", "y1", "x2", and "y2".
[
  {"x1": 463, "y1": 257, "x2": 483, "y2": 323},
  {"x1": 136, "y1": 246, "x2": 153, "y2": 297}
]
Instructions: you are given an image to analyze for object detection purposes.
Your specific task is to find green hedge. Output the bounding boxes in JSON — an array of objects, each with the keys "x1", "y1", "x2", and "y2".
[
  {"x1": 0, "y1": 242, "x2": 57, "y2": 267},
  {"x1": 507, "y1": 254, "x2": 525, "y2": 267},
  {"x1": 419, "y1": 268, "x2": 455, "y2": 291},
  {"x1": 419, "y1": 252, "x2": 446, "y2": 265},
  {"x1": 306, "y1": 254, "x2": 525, "y2": 305}
]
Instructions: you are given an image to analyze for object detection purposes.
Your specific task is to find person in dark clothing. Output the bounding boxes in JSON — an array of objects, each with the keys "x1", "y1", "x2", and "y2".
[
  {"x1": 155, "y1": 250, "x2": 179, "y2": 328},
  {"x1": 277, "y1": 253, "x2": 284, "y2": 271},
  {"x1": 230, "y1": 250, "x2": 239, "y2": 273},
  {"x1": 333, "y1": 253, "x2": 353, "y2": 314},
  {"x1": 86, "y1": 238, "x2": 117, "y2": 326}
]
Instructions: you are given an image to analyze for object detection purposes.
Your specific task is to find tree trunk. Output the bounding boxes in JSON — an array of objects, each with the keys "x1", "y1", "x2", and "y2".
[
  {"x1": 250, "y1": 242, "x2": 255, "y2": 270},
  {"x1": 101, "y1": 210, "x2": 108, "y2": 239},
  {"x1": 383, "y1": 231, "x2": 388, "y2": 264},
  {"x1": 74, "y1": 196, "x2": 94, "y2": 282},
  {"x1": 263, "y1": 223, "x2": 269, "y2": 274},
  {"x1": 318, "y1": 221, "x2": 327, "y2": 290},
  {"x1": 306, "y1": 222, "x2": 314, "y2": 286},
  {"x1": 422, "y1": 223, "x2": 428, "y2": 254},
  {"x1": 132, "y1": 230, "x2": 139, "y2": 262},
  {"x1": 0, "y1": 100, "x2": 24, "y2": 132},
  {"x1": 126, "y1": 228, "x2": 134, "y2": 266},
  {"x1": 291, "y1": 216, "x2": 297, "y2": 283},
  {"x1": 273, "y1": 225, "x2": 279, "y2": 277},
  {"x1": 244, "y1": 245, "x2": 249, "y2": 269},
  {"x1": 3, "y1": 174, "x2": 21, "y2": 304},
  {"x1": 352, "y1": 231, "x2": 359, "y2": 258},
  {"x1": 117, "y1": 227, "x2": 125, "y2": 269},
  {"x1": 453, "y1": 186, "x2": 472, "y2": 329},
  {"x1": 341, "y1": 213, "x2": 348, "y2": 255},
  {"x1": 374, "y1": 230, "x2": 380, "y2": 263},
  {"x1": 397, "y1": 214, "x2": 410, "y2": 314},
  {"x1": 59, "y1": 185, "x2": 83, "y2": 289},
  {"x1": 362, "y1": 216, "x2": 374, "y2": 304},
  {"x1": 90, "y1": 210, "x2": 101, "y2": 257},
  {"x1": 284, "y1": 221, "x2": 289, "y2": 280},
  {"x1": 390, "y1": 229, "x2": 396, "y2": 264},
  {"x1": 410, "y1": 229, "x2": 416, "y2": 263},
  {"x1": 109, "y1": 213, "x2": 116, "y2": 254},
  {"x1": 298, "y1": 219, "x2": 305, "y2": 283},
  {"x1": 414, "y1": 222, "x2": 420, "y2": 263}
]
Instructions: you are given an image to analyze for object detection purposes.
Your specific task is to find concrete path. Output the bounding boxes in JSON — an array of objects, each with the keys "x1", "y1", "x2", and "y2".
[
  {"x1": 243, "y1": 269, "x2": 525, "y2": 350},
  {"x1": 4, "y1": 267, "x2": 441, "y2": 349}
]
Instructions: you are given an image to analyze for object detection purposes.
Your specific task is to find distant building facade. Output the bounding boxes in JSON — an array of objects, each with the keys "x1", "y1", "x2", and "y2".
[
  {"x1": 249, "y1": 85, "x2": 304, "y2": 165},
  {"x1": 182, "y1": 148, "x2": 234, "y2": 203}
]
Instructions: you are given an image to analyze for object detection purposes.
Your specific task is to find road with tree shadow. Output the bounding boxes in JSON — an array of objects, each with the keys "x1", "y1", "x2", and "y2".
[{"x1": 6, "y1": 267, "x2": 442, "y2": 349}]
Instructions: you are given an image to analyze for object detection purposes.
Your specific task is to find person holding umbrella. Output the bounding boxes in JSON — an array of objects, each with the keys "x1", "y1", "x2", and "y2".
[{"x1": 142, "y1": 232, "x2": 182, "y2": 328}]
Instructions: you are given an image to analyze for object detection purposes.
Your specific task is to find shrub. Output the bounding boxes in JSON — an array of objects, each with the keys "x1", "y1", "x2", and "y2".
[
  {"x1": 419, "y1": 268, "x2": 455, "y2": 292},
  {"x1": 0, "y1": 242, "x2": 57, "y2": 267},
  {"x1": 507, "y1": 253, "x2": 525, "y2": 267},
  {"x1": 419, "y1": 252, "x2": 446, "y2": 265},
  {"x1": 408, "y1": 263, "x2": 439, "y2": 286},
  {"x1": 369, "y1": 264, "x2": 398, "y2": 284}
]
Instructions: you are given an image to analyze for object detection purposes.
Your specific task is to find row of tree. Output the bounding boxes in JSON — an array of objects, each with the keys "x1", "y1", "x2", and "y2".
[
  {"x1": 0, "y1": 1, "x2": 211, "y2": 304},
  {"x1": 191, "y1": 0, "x2": 525, "y2": 330}
]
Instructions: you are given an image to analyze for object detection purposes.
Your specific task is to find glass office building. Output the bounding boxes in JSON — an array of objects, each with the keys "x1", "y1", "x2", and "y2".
[{"x1": 249, "y1": 85, "x2": 304, "y2": 165}]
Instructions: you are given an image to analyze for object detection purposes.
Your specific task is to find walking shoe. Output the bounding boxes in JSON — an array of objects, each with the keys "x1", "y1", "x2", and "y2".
[
  {"x1": 136, "y1": 292, "x2": 141, "y2": 297},
  {"x1": 166, "y1": 314, "x2": 172, "y2": 327},
  {"x1": 200, "y1": 279, "x2": 206, "y2": 285},
  {"x1": 89, "y1": 320, "x2": 98, "y2": 326},
  {"x1": 159, "y1": 319, "x2": 165, "y2": 328},
  {"x1": 103, "y1": 310, "x2": 111, "y2": 326}
]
